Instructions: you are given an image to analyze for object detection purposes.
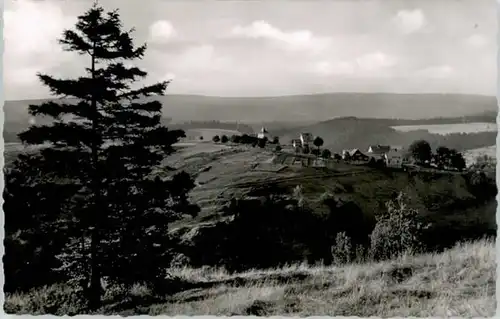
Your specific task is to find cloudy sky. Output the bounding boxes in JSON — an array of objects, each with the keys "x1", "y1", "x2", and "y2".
[{"x1": 4, "y1": 0, "x2": 497, "y2": 100}]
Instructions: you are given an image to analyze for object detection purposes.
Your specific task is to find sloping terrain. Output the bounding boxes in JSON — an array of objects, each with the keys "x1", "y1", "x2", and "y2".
[
  {"x1": 3, "y1": 141, "x2": 496, "y2": 316},
  {"x1": 140, "y1": 239, "x2": 495, "y2": 317},
  {"x1": 6, "y1": 239, "x2": 494, "y2": 316}
]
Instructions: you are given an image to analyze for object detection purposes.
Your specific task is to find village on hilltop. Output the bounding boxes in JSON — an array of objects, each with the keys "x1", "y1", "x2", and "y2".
[{"x1": 206, "y1": 125, "x2": 476, "y2": 173}]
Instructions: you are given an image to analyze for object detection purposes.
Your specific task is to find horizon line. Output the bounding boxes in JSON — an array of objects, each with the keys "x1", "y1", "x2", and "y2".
[{"x1": 4, "y1": 91, "x2": 496, "y2": 103}]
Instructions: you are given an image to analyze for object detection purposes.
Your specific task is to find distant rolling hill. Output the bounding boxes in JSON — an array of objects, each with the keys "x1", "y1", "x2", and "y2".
[
  {"x1": 4, "y1": 92, "x2": 497, "y2": 122},
  {"x1": 4, "y1": 93, "x2": 497, "y2": 143}
]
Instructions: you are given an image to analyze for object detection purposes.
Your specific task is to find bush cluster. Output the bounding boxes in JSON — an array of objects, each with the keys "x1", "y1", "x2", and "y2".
[{"x1": 330, "y1": 191, "x2": 429, "y2": 264}]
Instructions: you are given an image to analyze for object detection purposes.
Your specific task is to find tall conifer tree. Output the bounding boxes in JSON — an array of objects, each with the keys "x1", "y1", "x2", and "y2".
[{"x1": 11, "y1": 3, "x2": 199, "y2": 309}]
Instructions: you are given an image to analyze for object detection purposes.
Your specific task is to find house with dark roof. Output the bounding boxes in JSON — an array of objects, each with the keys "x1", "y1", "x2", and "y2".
[{"x1": 342, "y1": 148, "x2": 369, "y2": 161}]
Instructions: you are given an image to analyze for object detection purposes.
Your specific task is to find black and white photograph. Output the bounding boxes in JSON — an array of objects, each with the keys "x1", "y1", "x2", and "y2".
[{"x1": 3, "y1": 0, "x2": 497, "y2": 316}]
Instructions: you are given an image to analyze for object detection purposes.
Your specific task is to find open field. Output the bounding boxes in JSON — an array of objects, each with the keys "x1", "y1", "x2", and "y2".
[
  {"x1": 5, "y1": 238, "x2": 495, "y2": 316},
  {"x1": 391, "y1": 122, "x2": 497, "y2": 135},
  {"x1": 463, "y1": 145, "x2": 496, "y2": 165}
]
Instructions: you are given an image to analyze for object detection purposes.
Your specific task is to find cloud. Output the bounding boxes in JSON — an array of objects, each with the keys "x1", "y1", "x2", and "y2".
[
  {"x1": 163, "y1": 72, "x2": 176, "y2": 81},
  {"x1": 311, "y1": 51, "x2": 397, "y2": 77},
  {"x1": 392, "y1": 9, "x2": 428, "y2": 34},
  {"x1": 175, "y1": 45, "x2": 232, "y2": 71},
  {"x1": 149, "y1": 20, "x2": 177, "y2": 43},
  {"x1": 416, "y1": 65, "x2": 454, "y2": 78},
  {"x1": 355, "y1": 52, "x2": 397, "y2": 71},
  {"x1": 229, "y1": 20, "x2": 331, "y2": 54},
  {"x1": 465, "y1": 34, "x2": 489, "y2": 48},
  {"x1": 4, "y1": 0, "x2": 76, "y2": 89},
  {"x1": 313, "y1": 61, "x2": 355, "y2": 76},
  {"x1": 148, "y1": 44, "x2": 233, "y2": 84}
]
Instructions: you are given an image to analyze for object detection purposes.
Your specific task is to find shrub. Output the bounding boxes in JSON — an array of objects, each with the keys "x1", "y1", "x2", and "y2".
[
  {"x1": 275, "y1": 145, "x2": 282, "y2": 152},
  {"x1": 212, "y1": 135, "x2": 220, "y2": 143},
  {"x1": 369, "y1": 192, "x2": 429, "y2": 260},
  {"x1": 321, "y1": 149, "x2": 332, "y2": 159},
  {"x1": 409, "y1": 139, "x2": 432, "y2": 164},
  {"x1": 230, "y1": 135, "x2": 241, "y2": 143},
  {"x1": 240, "y1": 134, "x2": 257, "y2": 145},
  {"x1": 5, "y1": 284, "x2": 88, "y2": 315},
  {"x1": 292, "y1": 185, "x2": 306, "y2": 209},
  {"x1": 220, "y1": 135, "x2": 229, "y2": 143},
  {"x1": 331, "y1": 232, "x2": 353, "y2": 265},
  {"x1": 199, "y1": 136, "x2": 204, "y2": 140}
]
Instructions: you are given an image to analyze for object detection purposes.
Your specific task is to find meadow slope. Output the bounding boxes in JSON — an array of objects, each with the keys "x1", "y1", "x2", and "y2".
[{"x1": 5, "y1": 239, "x2": 495, "y2": 317}]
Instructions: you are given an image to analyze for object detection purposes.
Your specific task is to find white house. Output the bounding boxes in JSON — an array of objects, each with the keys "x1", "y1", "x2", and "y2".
[
  {"x1": 300, "y1": 132, "x2": 313, "y2": 146},
  {"x1": 257, "y1": 127, "x2": 270, "y2": 140},
  {"x1": 291, "y1": 139, "x2": 302, "y2": 148},
  {"x1": 367, "y1": 145, "x2": 391, "y2": 155}
]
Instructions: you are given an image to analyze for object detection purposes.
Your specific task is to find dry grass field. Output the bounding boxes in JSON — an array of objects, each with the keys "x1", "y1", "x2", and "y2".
[{"x1": 6, "y1": 238, "x2": 495, "y2": 316}]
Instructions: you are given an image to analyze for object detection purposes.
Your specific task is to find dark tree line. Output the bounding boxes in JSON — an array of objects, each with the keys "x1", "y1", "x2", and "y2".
[
  {"x1": 213, "y1": 133, "x2": 278, "y2": 149},
  {"x1": 170, "y1": 120, "x2": 254, "y2": 134},
  {"x1": 409, "y1": 140, "x2": 466, "y2": 171},
  {"x1": 4, "y1": 4, "x2": 199, "y2": 310}
]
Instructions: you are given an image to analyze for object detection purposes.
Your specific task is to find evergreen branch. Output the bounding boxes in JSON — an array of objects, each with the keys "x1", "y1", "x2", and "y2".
[
  {"x1": 117, "y1": 81, "x2": 169, "y2": 100},
  {"x1": 19, "y1": 122, "x2": 100, "y2": 149},
  {"x1": 13, "y1": 150, "x2": 92, "y2": 182},
  {"x1": 129, "y1": 101, "x2": 163, "y2": 113},
  {"x1": 101, "y1": 63, "x2": 147, "y2": 81},
  {"x1": 103, "y1": 109, "x2": 162, "y2": 128},
  {"x1": 141, "y1": 127, "x2": 186, "y2": 149},
  {"x1": 37, "y1": 74, "x2": 94, "y2": 100},
  {"x1": 28, "y1": 101, "x2": 95, "y2": 120},
  {"x1": 59, "y1": 30, "x2": 93, "y2": 54}
]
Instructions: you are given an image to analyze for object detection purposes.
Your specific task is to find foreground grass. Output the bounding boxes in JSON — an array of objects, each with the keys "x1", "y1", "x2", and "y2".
[{"x1": 5, "y1": 239, "x2": 495, "y2": 316}]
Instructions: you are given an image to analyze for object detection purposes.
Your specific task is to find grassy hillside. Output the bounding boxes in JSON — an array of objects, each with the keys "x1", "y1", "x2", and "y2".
[
  {"x1": 5, "y1": 238, "x2": 495, "y2": 316},
  {"x1": 4, "y1": 141, "x2": 496, "y2": 316},
  {"x1": 175, "y1": 159, "x2": 496, "y2": 270}
]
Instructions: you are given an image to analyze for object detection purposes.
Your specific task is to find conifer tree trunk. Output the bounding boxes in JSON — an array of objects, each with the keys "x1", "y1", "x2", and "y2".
[{"x1": 88, "y1": 40, "x2": 102, "y2": 310}]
